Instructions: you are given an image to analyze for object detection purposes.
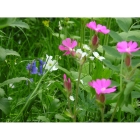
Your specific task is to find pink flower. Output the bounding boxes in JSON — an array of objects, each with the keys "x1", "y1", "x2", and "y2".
[
  {"x1": 116, "y1": 41, "x2": 140, "y2": 54},
  {"x1": 63, "y1": 74, "x2": 71, "y2": 93},
  {"x1": 59, "y1": 38, "x2": 77, "y2": 55},
  {"x1": 89, "y1": 79, "x2": 116, "y2": 94},
  {"x1": 86, "y1": 21, "x2": 110, "y2": 34}
]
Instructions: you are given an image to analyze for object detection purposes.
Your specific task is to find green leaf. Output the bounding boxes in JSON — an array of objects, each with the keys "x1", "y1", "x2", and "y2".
[
  {"x1": 103, "y1": 46, "x2": 121, "y2": 59},
  {"x1": 122, "y1": 104, "x2": 136, "y2": 115},
  {"x1": 131, "y1": 91, "x2": 140, "y2": 98},
  {"x1": 0, "y1": 18, "x2": 16, "y2": 29},
  {"x1": 0, "y1": 77, "x2": 29, "y2": 88},
  {"x1": 37, "y1": 116, "x2": 50, "y2": 122},
  {"x1": 57, "y1": 66, "x2": 70, "y2": 76},
  {"x1": 0, "y1": 47, "x2": 20, "y2": 60},
  {"x1": 136, "y1": 117, "x2": 140, "y2": 122},
  {"x1": 102, "y1": 59, "x2": 120, "y2": 72},
  {"x1": 0, "y1": 98, "x2": 10, "y2": 114},
  {"x1": 55, "y1": 114, "x2": 68, "y2": 120},
  {"x1": 119, "y1": 30, "x2": 140, "y2": 42},
  {"x1": 131, "y1": 25, "x2": 140, "y2": 29},
  {"x1": 0, "y1": 88, "x2": 5, "y2": 98},
  {"x1": 0, "y1": 47, "x2": 6, "y2": 60},
  {"x1": 124, "y1": 81, "x2": 135, "y2": 106},
  {"x1": 109, "y1": 30, "x2": 123, "y2": 42},
  {"x1": 9, "y1": 20, "x2": 30, "y2": 29},
  {"x1": 115, "y1": 18, "x2": 132, "y2": 32}
]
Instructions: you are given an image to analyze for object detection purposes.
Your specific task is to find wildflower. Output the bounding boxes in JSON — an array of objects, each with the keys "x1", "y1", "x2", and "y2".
[
  {"x1": 83, "y1": 44, "x2": 91, "y2": 51},
  {"x1": 59, "y1": 38, "x2": 77, "y2": 55},
  {"x1": 89, "y1": 52, "x2": 105, "y2": 61},
  {"x1": 38, "y1": 59, "x2": 45, "y2": 75},
  {"x1": 44, "y1": 55, "x2": 58, "y2": 72},
  {"x1": 89, "y1": 79, "x2": 116, "y2": 95},
  {"x1": 26, "y1": 61, "x2": 38, "y2": 74},
  {"x1": 69, "y1": 95, "x2": 74, "y2": 101},
  {"x1": 58, "y1": 21, "x2": 62, "y2": 30},
  {"x1": 42, "y1": 20, "x2": 49, "y2": 27},
  {"x1": 75, "y1": 49, "x2": 88, "y2": 59},
  {"x1": 86, "y1": 21, "x2": 110, "y2": 34},
  {"x1": 63, "y1": 74, "x2": 71, "y2": 93},
  {"x1": 116, "y1": 41, "x2": 140, "y2": 55},
  {"x1": 8, "y1": 97, "x2": 13, "y2": 101},
  {"x1": 92, "y1": 34, "x2": 99, "y2": 47},
  {"x1": 9, "y1": 84, "x2": 15, "y2": 88}
]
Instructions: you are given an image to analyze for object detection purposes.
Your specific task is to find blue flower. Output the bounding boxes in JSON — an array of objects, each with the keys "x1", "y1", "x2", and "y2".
[
  {"x1": 38, "y1": 59, "x2": 45, "y2": 75},
  {"x1": 26, "y1": 61, "x2": 38, "y2": 74}
]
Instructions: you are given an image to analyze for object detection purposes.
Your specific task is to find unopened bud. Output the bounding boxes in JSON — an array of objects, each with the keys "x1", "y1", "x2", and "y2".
[
  {"x1": 125, "y1": 54, "x2": 131, "y2": 67},
  {"x1": 96, "y1": 94, "x2": 105, "y2": 103},
  {"x1": 92, "y1": 35, "x2": 99, "y2": 50}
]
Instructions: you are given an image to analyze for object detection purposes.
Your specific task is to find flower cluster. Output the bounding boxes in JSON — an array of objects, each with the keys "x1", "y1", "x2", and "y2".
[{"x1": 26, "y1": 55, "x2": 58, "y2": 75}]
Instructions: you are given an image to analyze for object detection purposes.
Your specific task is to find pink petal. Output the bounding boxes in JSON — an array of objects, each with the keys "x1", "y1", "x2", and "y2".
[
  {"x1": 63, "y1": 74, "x2": 67, "y2": 81},
  {"x1": 101, "y1": 79, "x2": 111, "y2": 88},
  {"x1": 59, "y1": 45, "x2": 69, "y2": 51},
  {"x1": 71, "y1": 40, "x2": 77, "y2": 48},
  {"x1": 62, "y1": 38, "x2": 71, "y2": 47},
  {"x1": 86, "y1": 21, "x2": 96, "y2": 30},
  {"x1": 116, "y1": 41, "x2": 127, "y2": 53},
  {"x1": 104, "y1": 87, "x2": 116, "y2": 94},
  {"x1": 64, "y1": 51, "x2": 71, "y2": 55}
]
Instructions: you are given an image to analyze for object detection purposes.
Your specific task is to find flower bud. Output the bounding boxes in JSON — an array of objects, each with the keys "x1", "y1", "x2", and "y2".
[
  {"x1": 125, "y1": 54, "x2": 131, "y2": 67},
  {"x1": 96, "y1": 94, "x2": 105, "y2": 103},
  {"x1": 92, "y1": 34, "x2": 99, "y2": 50}
]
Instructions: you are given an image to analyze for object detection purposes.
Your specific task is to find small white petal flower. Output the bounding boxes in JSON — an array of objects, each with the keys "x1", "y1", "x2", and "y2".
[
  {"x1": 9, "y1": 84, "x2": 15, "y2": 88},
  {"x1": 8, "y1": 97, "x2": 13, "y2": 101},
  {"x1": 76, "y1": 49, "x2": 87, "y2": 59},
  {"x1": 69, "y1": 96, "x2": 74, "y2": 101},
  {"x1": 44, "y1": 55, "x2": 58, "y2": 72},
  {"x1": 83, "y1": 44, "x2": 90, "y2": 50},
  {"x1": 89, "y1": 56, "x2": 95, "y2": 60},
  {"x1": 93, "y1": 52, "x2": 105, "y2": 61}
]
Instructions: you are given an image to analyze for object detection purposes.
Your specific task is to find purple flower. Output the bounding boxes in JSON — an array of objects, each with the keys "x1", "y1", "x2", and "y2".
[
  {"x1": 26, "y1": 61, "x2": 38, "y2": 74},
  {"x1": 116, "y1": 41, "x2": 140, "y2": 55},
  {"x1": 89, "y1": 79, "x2": 116, "y2": 95},
  {"x1": 38, "y1": 59, "x2": 45, "y2": 75},
  {"x1": 86, "y1": 21, "x2": 110, "y2": 34},
  {"x1": 59, "y1": 38, "x2": 77, "y2": 55}
]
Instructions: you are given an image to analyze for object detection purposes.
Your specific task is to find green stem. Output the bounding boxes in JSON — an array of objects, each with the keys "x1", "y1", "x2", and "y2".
[
  {"x1": 13, "y1": 62, "x2": 57, "y2": 122},
  {"x1": 110, "y1": 54, "x2": 124, "y2": 122},
  {"x1": 103, "y1": 18, "x2": 112, "y2": 56},
  {"x1": 120, "y1": 54, "x2": 124, "y2": 91},
  {"x1": 73, "y1": 64, "x2": 83, "y2": 122},
  {"x1": 101, "y1": 105, "x2": 105, "y2": 122}
]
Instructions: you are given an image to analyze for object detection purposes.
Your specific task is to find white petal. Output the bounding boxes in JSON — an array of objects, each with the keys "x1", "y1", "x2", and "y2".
[
  {"x1": 80, "y1": 80, "x2": 83, "y2": 84},
  {"x1": 89, "y1": 56, "x2": 95, "y2": 60},
  {"x1": 99, "y1": 56, "x2": 105, "y2": 61},
  {"x1": 93, "y1": 52, "x2": 99, "y2": 58},
  {"x1": 83, "y1": 44, "x2": 90, "y2": 50},
  {"x1": 69, "y1": 96, "x2": 75, "y2": 101},
  {"x1": 8, "y1": 97, "x2": 13, "y2": 100}
]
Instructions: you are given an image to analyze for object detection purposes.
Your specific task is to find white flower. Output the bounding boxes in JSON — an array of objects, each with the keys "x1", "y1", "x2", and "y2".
[
  {"x1": 44, "y1": 54, "x2": 58, "y2": 72},
  {"x1": 89, "y1": 52, "x2": 105, "y2": 61},
  {"x1": 9, "y1": 84, "x2": 15, "y2": 88},
  {"x1": 8, "y1": 97, "x2": 13, "y2": 101},
  {"x1": 83, "y1": 44, "x2": 90, "y2": 51},
  {"x1": 89, "y1": 56, "x2": 95, "y2": 60},
  {"x1": 75, "y1": 79, "x2": 83, "y2": 84},
  {"x1": 58, "y1": 21, "x2": 62, "y2": 30},
  {"x1": 76, "y1": 49, "x2": 87, "y2": 59},
  {"x1": 69, "y1": 96, "x2": 74, "y2": 101}
]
